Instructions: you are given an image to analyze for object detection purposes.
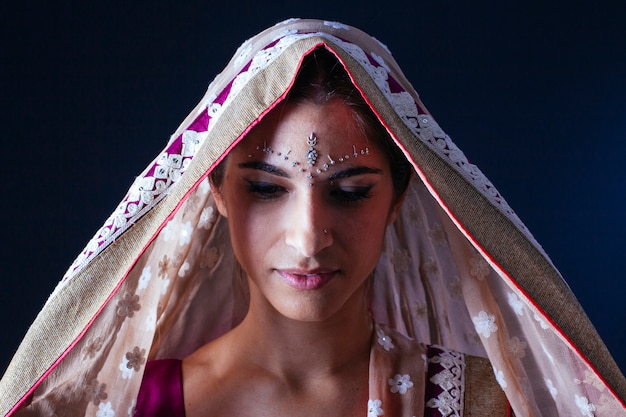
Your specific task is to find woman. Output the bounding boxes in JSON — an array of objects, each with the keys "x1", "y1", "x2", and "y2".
[{"x1": 1, "y1": 19, "x2": 624, "y2": 416}]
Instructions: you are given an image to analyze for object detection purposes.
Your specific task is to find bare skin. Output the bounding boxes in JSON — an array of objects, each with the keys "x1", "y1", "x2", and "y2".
[
  {"x1": 182, "y1": 291, "x2": 372, "y2": 416},
  {"x1": 182, "y1": 100, "x2": 401, "y2": 416}
]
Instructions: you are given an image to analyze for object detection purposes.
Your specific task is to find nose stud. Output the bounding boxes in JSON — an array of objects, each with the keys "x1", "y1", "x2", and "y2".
[{"x1": 323, "y1": 229, "x2": 328, "y2": 234}]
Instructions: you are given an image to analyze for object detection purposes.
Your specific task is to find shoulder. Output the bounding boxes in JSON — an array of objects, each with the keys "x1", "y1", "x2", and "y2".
[{"x1": 135, "y1": 359, "x2": 185, "y2": 417}]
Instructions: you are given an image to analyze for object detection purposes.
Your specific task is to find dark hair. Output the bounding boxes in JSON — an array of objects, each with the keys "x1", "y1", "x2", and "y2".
[
  {"x1": 211, "y1": 47, "x2": 412, "y2": 198},
  {"x1": 286, "y1": 47, "x2": 411, "y2": 198}
]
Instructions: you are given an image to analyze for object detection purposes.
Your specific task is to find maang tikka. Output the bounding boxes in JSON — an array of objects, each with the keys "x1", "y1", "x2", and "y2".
[
  {"x1": 251, "y1": 132, "x2": 370, "y2": 183},
  {"x1": 306, "y1": 133, "x2": 318, "y2": 166}
]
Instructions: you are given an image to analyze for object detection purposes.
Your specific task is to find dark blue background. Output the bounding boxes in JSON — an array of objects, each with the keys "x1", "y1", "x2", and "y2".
[{"x1": 2, "y1": 0, "x2": 625, "y2": 375}]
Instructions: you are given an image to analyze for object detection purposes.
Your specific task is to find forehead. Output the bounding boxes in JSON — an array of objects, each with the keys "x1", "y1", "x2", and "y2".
[
  {"x1": 231, "y1": 101, "x2": 384, "y2": 170},
  {"x1": 245, "y1": 101, "x2": 365, "y2": 145}
]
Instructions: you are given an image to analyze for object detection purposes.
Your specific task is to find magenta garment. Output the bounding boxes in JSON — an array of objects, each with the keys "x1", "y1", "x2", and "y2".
[{"x1": 135, "y1": 359, "x2": 185, "y2": 417}]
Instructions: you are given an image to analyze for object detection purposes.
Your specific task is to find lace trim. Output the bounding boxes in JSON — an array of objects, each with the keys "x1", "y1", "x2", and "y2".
[{"x1": 425, "y1": 346, "x2": 465, "y2": 417}]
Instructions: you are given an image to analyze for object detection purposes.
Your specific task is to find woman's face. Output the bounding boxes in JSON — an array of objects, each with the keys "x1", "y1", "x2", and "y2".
[{"x1": 213, "y1": 100, "x2": 402, "y2": 322}]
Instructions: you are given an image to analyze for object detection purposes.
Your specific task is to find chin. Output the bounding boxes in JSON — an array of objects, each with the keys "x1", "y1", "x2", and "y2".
[
  {"x1": 274, "y1": 290, "x2": 365, "y2": 323},
  {"x1": 278, "y1": 300, "x2": 339, "y2": 323}
]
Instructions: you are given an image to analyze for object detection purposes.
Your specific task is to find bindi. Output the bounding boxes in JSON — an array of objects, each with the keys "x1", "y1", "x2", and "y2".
[
  {"x1": 247, "y1": 133, "x2": 370, "y2": 186},
  {"x1": 306, "y1": 133, "x2": 318, "y2": 166}
]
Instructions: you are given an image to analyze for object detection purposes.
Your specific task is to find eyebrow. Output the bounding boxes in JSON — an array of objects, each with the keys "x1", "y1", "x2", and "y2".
[
  {"x1": 238, "y1": 161, "x2": 382, "y2": 180},
  {"x1": 238, "y1": 161, "x2": 290, "y2": 178},
  {"x1": 327, "y1": 166, "x2": 383, "y2": 181}
]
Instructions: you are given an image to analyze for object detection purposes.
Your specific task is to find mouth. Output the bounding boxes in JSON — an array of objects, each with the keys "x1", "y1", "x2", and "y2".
[{"x1": 276, "y1": 269, "x2": 337, "y2": 290}]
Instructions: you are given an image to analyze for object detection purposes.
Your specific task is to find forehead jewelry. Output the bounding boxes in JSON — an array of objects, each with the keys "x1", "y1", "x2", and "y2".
[
  {"x1": 306, "y1": 133, "x2": 318, "y2": 166},
  {"x1": 251, "y1": 136, "x2": 370, "y2": 183}
]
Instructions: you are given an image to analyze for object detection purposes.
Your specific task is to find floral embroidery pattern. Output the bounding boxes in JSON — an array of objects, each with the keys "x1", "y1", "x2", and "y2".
[
  {"x1": 125, "y1": 346, "x2": 146, "y2": 372},
  {"x1": 183, "y1": 193, "x2": 201, "y2": 215},
  {"x1": 161, "y1": 221, "x2": 175, "y2": 242},
  {"x1": 533, "y1": 312, "x2": 549, "y2": 330},
  {"x1": 507, "y1": 292, "x2": 525, "y2": 316},
  {"x1": 575, "y1": 395, "x2": 596, "y2": 417},
  {"x1": 119, "y1": 346, "x2": 146, "y2": 379},
  {"x1": 576, "y1": 369, "x2": 608, "y2": 392},
  {"x1": 421, "y1": 258, "x2": 438, "y2": 276},
  {"x1": 85, "y1": 379, "x2": 108, "y2": 406},
  {"x1": 391, "y1": 92, "x2": 419, "y2": 127},
  {"x1": 158, "y1": 255, "x2": 170, "y2": 279},
  {"x1": 96, "y1": 401, "x2": 115, "y2": 417},
  {"x1": 179, "y1": 221, "x2": 193, "y2": 246},
  {"x1": 370, "y1": 52, "x2": 390, "y2": 72},
  {"x1": 155, "y1": 153, "x2": 183, "y2": 182},
  {"x1": 82, "y1": 336, "x2": 103, "y2": 360},
  {"x1": 468, "y1": 254, "x2": 490, "y2": 280},
  {"x1": 199, "y1": 206, "x2": 217, "y2": 229},
  {"x1": 119, "y1": 358, "x2": 133, "y2": 379},
  {"x1": 207, "y1": 100, "x2": 224, "y2": 120},
  {"x1": 388, "y1": 374, "x2": 414, "y2": 394},
  {"x1": 182, "y1": 130, "x2": 203, "y2": 159},
  {"x1": 428, "y1": 222, "x2": 448, "y2": 245},
  {"x1": 414, "y1": 302, "x2": 427, "y2": 317},
  {"x1": 407, "y1": 205, "x2": 420, "y2": 224},
  {"x1": 505, "y1": 336, "x2": 527, "y2": 358},
  {"x1": 138, "y1": 266, "x2": 152, "y2": 290},
  {"x1": 426, "y1": 348, "x2": 464, "y2": 417},
  {"x1": 391, "y1": 248, "x2": 411, "y2": 273},
  {"x1": 431, "y1": 368, "x2": 457, "y2": 391},
  {"x1": 200, "y1": 246, "x2": 220, "y2": 270},
  {"x1": 376, "y1": 328, "x2": 395, "y2": 351},
  {"x1": 427, "y1": 391, "x2": 458, "y2": 417},
  {"x1": 198, "y1": 177, "x2": 211, "y2": 194},
  {"x1": 494, "y1": 368, "x2": 507, "y2": 389},
  {"x1": 116, "y1": 291, "x2": 141, "y2": 318},
  {"x1": 544, "y1": 378, "x2": 558, "y2": 398},
  {"x1": 367, "y1": 399, "x2": 384, "y2": 416},
  {"x1": 472, "y1": 311, "x2": 498, "y2": 338}
]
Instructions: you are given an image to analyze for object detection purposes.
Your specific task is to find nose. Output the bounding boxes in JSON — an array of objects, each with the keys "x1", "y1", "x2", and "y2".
[{"x1": 284, "y1": 193, "x2": 333, "y2": 257}]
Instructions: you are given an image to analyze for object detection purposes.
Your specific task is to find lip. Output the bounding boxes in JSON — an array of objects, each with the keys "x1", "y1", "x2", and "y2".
[{"x1": 276, "y1": 269, "x2": 337, "y2": 290}]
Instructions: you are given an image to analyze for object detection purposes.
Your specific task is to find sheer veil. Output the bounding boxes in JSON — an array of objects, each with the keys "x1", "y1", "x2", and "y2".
[{"x1": 1, "y1": 18, "x2": 624, "y2": 416}]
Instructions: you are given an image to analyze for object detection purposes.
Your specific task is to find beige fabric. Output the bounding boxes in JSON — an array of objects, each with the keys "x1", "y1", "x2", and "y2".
[
  {"x1": 1, "y1": 18, "x2": 624, "y2": 416},
  {"x1": 464, "y1": 354, "x2": 510, "y2": 416}
]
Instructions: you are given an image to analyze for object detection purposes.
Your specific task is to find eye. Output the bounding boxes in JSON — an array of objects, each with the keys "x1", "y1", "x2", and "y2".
[
  {"x1": 246, "y1": 181, "x2": 287, "y2": 200},
  {"x1": 330, "y1": 186, "x2": 373, "y2": 203}
]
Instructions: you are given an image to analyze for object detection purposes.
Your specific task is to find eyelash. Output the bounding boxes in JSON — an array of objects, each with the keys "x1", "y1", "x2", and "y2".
[
  {"x1": 330, "y1": 187, "x2": 372, "y2": 203},
  {"x1": 247, "y1": 181, "x2": 287, "y2": 200},
  {"x1": 246, "y1": 181, "x2": 373, "y2": 203}
]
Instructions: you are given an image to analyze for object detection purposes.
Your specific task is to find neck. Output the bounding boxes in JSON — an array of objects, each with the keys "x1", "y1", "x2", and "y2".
[{"x1": 232, "y1": 286, "x2": 373, "y2": 381}]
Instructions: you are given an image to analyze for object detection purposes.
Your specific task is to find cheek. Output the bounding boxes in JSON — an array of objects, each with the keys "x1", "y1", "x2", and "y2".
[
  {"x1": 225, "y1": 199, "x2": 282, "y2": 267},
  {"x1": 341, "y1": 202, "x2": 393, "y2": 254}
]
